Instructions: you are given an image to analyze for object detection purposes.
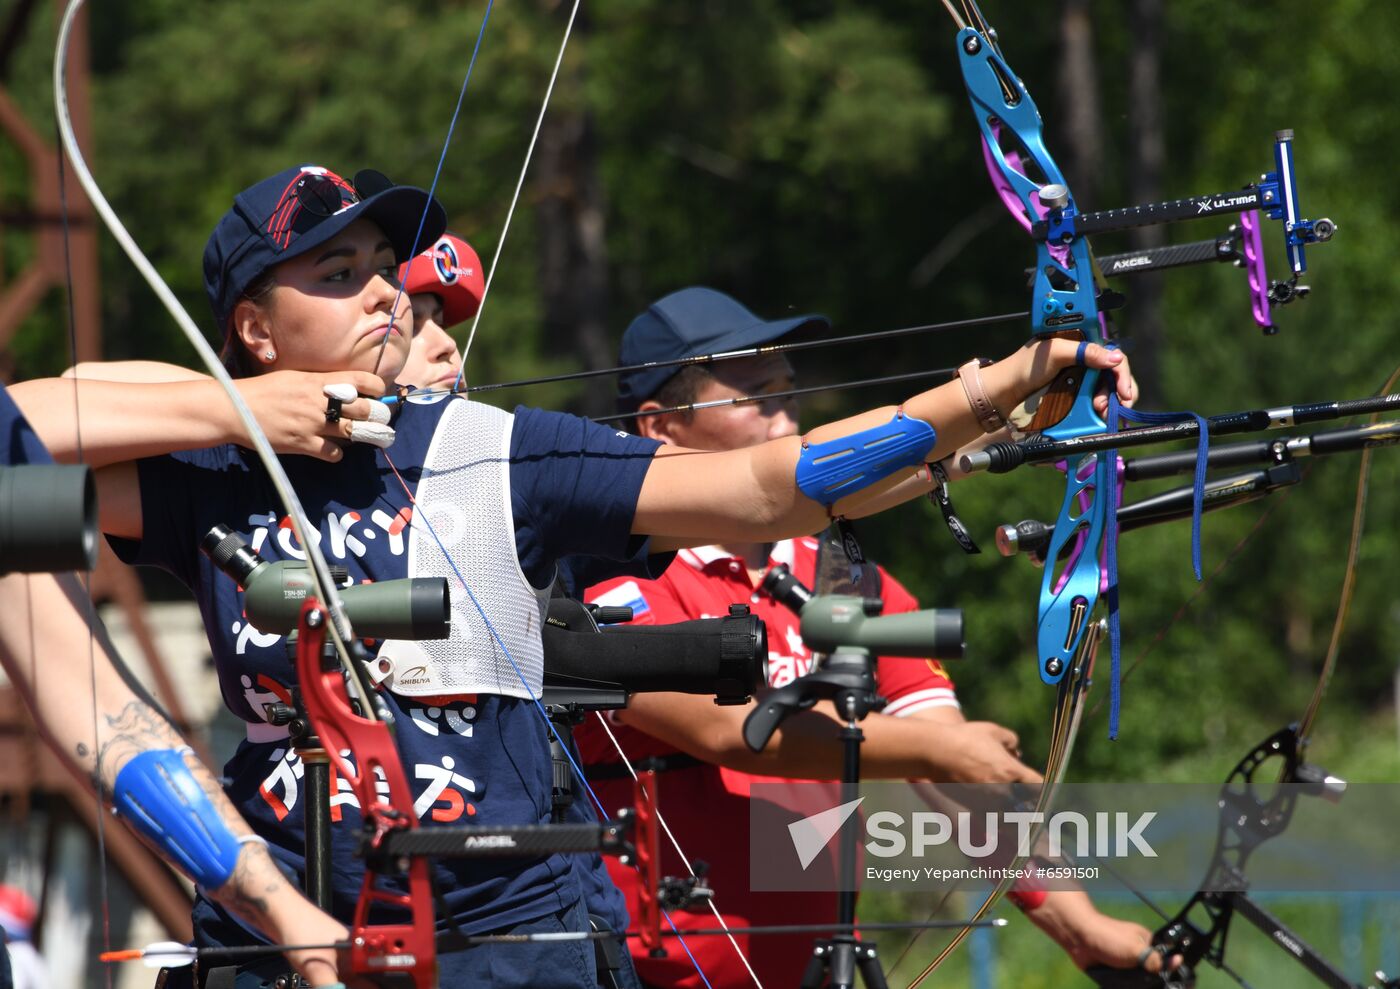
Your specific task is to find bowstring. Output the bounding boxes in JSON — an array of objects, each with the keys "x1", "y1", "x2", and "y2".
[
  {"x1": 377, "y1": 455, "x2": 723, "y2": 988},
  {"x1": 371, "y1": 0, "x2": 498, "y2": 381},
  {"x1": 53, "y1": 98, "x2": 114, "y2": 987},
  {"x1": 458, "y1": 0, "x2": 583, "y2": 373},
  {"x1": 592, "y1": 712, "x2": 763, "y2": 989}
]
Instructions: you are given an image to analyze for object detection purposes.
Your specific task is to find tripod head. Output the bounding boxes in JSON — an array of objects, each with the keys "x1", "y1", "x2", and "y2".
[
  {"x1": 743, "y1": 645, "x2": 883, "y2": 753},
  {"x1": 743, "y1": 596, "x2": 964, "y2": 752}
]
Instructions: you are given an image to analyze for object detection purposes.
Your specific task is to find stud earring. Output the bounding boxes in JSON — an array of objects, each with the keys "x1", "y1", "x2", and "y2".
[{"x1": 265, "y1": 351, "x2": 276, "y2": 361}]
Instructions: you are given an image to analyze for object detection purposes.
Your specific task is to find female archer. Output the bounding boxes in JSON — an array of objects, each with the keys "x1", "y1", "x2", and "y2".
[{"x1": 13, "y1": 162, "x2": 1131, "y2": 988}]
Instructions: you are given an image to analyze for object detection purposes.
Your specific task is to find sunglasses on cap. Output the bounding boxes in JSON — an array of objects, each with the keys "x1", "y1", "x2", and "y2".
[{"x1": 267, "y1": 168, "x2": 397, "y2": 247}]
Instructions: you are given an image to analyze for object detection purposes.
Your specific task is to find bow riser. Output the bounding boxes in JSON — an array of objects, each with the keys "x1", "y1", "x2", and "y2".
[
  {"x1": 957, "y1": 26, "x2": 1110, "y2": 685},
  {"x1": 1036, "y1": 454, "x2": 1112, "y2": 683},
  {"x1": 296, "y1": 601, "x2": 436, "y2": 988}
]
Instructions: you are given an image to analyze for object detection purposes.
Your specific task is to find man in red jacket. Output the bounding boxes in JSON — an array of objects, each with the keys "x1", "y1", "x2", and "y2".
[{"x1": 576, "y1": 288, "x2": 1171, "y2": 988}]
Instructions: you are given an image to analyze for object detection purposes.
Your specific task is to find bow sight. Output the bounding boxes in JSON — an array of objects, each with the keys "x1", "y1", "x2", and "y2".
[{"x1": 1031, "y1": 130, "x2": 1334, "y2": 334}]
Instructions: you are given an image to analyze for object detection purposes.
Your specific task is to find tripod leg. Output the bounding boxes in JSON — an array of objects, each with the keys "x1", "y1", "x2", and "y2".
[
  {"x1": 854, "y1": 942, "x2": 889, "y2": 989},
  {"x1": 801, "y1": 943, "x2": 830, "y2": 988}
]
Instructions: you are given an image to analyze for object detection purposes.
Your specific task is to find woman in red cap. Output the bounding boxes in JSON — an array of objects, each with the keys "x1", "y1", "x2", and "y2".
[
  {"x1": 12, "y1": 162, "x2": 1133, "y2": 988},
  {"x1": 396, "y1": 232, "x2": 482, "y2": 394}
]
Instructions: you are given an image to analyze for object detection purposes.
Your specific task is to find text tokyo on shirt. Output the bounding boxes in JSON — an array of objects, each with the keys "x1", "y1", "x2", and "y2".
[{"x1": 113, "y1": 394, "x2": 664, "y2": 939}]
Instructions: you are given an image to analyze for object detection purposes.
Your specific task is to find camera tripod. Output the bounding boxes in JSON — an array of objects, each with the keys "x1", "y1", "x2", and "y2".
[{"x1": 745, "y1": 644, "x2": 891, "y2": 989}]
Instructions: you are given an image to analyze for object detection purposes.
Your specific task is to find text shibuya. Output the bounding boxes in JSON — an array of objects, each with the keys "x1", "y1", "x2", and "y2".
[{"x1": 863, "y1": 810, "x2": 1157, "y2": 859}]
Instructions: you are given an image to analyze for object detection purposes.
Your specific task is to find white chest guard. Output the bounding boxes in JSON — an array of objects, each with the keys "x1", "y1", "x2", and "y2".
[{"x1": 373, "y1": 399, "x2": 551, "y2": 699}]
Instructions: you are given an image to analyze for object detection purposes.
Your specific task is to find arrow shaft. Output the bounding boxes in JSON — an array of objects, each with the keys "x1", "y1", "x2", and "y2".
[
  {"x1": 593, "y1": 367, "x2": 958, "y2": 424},
  {"x1": 461, "y1": 311, "x2": 1027, "y2": 396},
  {"x1": 964, "y1": 392, "x2": 1400, "y2": 473}
]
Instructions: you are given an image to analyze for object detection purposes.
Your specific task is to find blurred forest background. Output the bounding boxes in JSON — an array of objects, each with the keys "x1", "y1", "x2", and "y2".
[{"x1": 2, "y1": 0, "x2": 1398, "y2": 986}]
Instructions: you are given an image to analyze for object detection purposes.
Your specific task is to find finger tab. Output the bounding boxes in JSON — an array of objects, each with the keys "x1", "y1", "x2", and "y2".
[
  {"x1": 349, "y1": 421, "x2": 395, "y2": 449},
  {"x1": 323, "y1": 382, "x2": 359, "y2": 402}
]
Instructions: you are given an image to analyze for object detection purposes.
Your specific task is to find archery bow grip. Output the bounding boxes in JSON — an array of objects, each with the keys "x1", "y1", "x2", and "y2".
[
  {"x1": 1084, "y1": 950, "x2": 1194, "y2": 989},
  {"x1": 295, "y1": 601, "x2": 438, "y2": 989},
  {"x1": 1017, "y1": 331, "x2": 1096, "y2": 433}
]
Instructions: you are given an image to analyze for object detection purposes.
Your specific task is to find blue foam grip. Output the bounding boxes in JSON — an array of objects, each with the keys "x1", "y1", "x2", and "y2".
[
  {"x1": 112, "y1": 749, "x2": 243, "y2": 889},
  {"x1": 795, "y1": 411, "x2": 936, "y2": 506}
]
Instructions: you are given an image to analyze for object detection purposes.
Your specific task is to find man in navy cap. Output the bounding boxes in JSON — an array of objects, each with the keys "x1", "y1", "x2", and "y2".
[{"x1": 577, "y1": 288, "x2": 1172, "y2": 988}]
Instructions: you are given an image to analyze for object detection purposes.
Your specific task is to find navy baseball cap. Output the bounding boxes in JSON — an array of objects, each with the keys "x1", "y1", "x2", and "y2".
[
  {"x1": 203, "y1": 164, "x2": 447, "y2": 331},
  {"x1": 616, "y1": 287, "x2": 829, "y2": 413}
]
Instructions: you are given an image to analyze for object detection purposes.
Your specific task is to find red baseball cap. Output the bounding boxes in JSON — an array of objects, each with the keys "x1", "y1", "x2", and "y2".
[
  {"x1": 399, "y1": 233, "x2": 484, "y2": 328},
  {"x1": 0, "y1": 885, "x2": 37, "y2": 941}
]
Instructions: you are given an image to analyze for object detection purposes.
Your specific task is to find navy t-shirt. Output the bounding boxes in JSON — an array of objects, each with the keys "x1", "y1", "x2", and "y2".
[
  {"x1": 112, "y1": 395, "x2": 661, "y2": 939},
  {"x1": 0, "y1": 384, "x2": 54, "y2": 467}
]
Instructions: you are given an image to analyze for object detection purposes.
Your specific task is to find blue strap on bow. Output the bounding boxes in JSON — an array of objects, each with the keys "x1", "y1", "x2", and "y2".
[{"x1": 1104, "y1": 393, "x2": 1208, "y2": 738}]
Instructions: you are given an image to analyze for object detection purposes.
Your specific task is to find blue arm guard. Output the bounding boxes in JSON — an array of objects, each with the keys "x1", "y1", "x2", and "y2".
[
  {"x1": 794, "y1": 409, "x2": 937, "y2": 506},
  {"x1": 112, "y1": 748, "x2": 247, "y2": 890}
]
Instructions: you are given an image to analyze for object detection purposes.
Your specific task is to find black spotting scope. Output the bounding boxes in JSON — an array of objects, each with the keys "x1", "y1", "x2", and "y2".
[
  {"x1": 200, "y1": 524, "x2": 450, "y2": 640},
  {"x1": 0, "y1": 464, "x2": 97, "y2": 575},
  {"x1": 759, "y1": 561, "x2": 814, "y2": 614},
  {"x1": 542, "y1": 597, "x2": 767, "y2": 705}
]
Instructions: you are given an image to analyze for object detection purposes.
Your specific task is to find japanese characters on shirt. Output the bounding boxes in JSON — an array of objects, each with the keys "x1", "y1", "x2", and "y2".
[{"x1": 113, "y1": 397, "x2": 664, "y2": 935}]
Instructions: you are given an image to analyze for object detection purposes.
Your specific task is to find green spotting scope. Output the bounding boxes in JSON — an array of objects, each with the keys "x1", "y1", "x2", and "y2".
[
  {"x1": 799, "y1": 596, "x2": 963, "y2": 659},
  {"x1": 200, "y1": 524, "x2": 449, "y2": 640}
]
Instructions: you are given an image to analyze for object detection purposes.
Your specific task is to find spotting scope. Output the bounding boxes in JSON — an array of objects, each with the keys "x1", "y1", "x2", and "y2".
[
  {"x1": 0, "y1": 464, "x2": 97, "y2": 575},
  {"x1": 200, "y1": 524, "x2": 449, "y2": 640}
]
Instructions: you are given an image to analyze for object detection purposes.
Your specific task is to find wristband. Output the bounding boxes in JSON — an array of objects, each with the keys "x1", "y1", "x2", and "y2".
[
  {"x1": 1007, "y1": 886, "x2": 1048, "y2": 912},
  {"x1": 1007, "y1": 863, "x2": 1048, "y2": 912},
  {"x1": 955, "y1": 358, "x2": 1005, "y2": 434}
]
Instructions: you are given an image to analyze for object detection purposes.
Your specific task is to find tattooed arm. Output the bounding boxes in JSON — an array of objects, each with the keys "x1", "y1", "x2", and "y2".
[{"x1": 0, "y1": 570, "x2": 348, "y2": 987}]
